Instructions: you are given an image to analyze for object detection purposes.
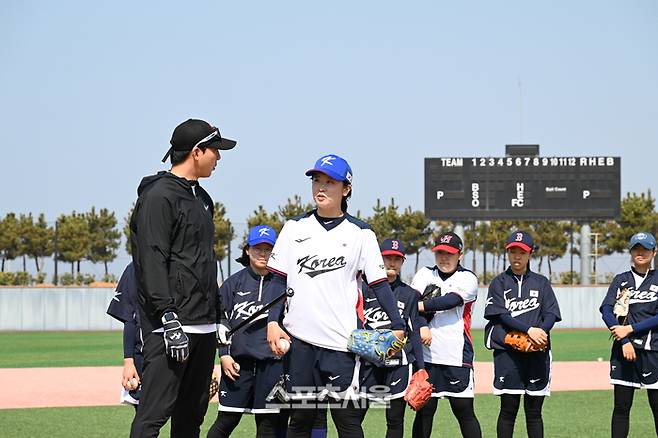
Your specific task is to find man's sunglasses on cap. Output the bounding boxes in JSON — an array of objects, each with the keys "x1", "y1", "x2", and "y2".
[{"x1": 193, "y1": 129, "x2": 220, "y2": 149}]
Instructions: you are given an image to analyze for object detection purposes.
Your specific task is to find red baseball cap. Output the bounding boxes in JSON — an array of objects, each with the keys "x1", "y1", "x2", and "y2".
[{"x1": 432, "y1": 232, "x2": 463, "y2": 254}]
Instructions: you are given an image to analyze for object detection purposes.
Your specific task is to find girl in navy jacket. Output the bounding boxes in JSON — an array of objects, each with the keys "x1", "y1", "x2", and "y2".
[
  {"x1": 484, "y1": 230, "x2": 561, "y2": 438},
  {"x1": 207, "y1": 225, "x2": 287, "y2": 438},
  {"x1": 600, "y1": 231, "x2": 658, "y2": 438}
]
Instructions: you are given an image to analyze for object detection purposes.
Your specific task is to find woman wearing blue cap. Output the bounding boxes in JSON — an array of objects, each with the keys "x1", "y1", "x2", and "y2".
[
  {"x1": 483, "y1": 230, "x2": 561, "y2": 438},
  {"x1": 600, "y1": 231, "x2": 658, "y2": 438},
  {"x1": 264, "y1": 154, "x2": 406, "y2": 438},
  {"x1": 207, "y1": 225, "x2": 288, "y2": 438}
]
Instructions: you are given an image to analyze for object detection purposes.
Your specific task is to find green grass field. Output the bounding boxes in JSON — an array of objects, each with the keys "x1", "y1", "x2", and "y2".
[
  {"x1": 0, "y1": 330, "x2": 654, "y2": 436},
  {"x1": 0, "y1": 392, "x2": 655, "y2": 437},
  {"x1": 0, "y1": 329, "x2": 613, "y2": 368}
]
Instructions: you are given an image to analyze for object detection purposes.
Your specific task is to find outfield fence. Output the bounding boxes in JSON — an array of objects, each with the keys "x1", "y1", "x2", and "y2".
[{"x1": 0, "y1": 286, "x2": 609, "y2": 331}]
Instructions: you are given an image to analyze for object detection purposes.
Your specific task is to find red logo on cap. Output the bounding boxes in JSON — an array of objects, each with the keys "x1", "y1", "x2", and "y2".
[{"x1": 440, "y1": 235, "x2": 453, "y2": 243}]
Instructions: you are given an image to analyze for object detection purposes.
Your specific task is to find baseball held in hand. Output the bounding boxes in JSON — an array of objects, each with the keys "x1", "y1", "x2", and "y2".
[
  {"x1": 278, "y1": 338, "x2": 290, "y2": 354},
  {"x1": 130, "y1": 378, "x2": 139, "y2": 389}
]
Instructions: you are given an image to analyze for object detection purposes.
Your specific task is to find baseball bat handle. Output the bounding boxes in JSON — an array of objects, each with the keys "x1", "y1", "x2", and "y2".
[{"x1": 227, "y1": 288, "x2": 294, "y2": 337}]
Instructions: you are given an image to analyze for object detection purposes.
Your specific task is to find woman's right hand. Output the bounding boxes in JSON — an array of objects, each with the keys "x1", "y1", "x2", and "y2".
[
  {"x1": 220, "y1": 355, "x2": 240, "y2": 381},
  {"x1": 122, "y1": 358, "x2": 140, "y2": 390},
  {"x1": 420, "y1": 326, "x2": 432, "y2": 346},
  {"x1": 622, "y1": 342, "x2": 636, "y2": 361},
  {"x1": 527, "y1": 327, "x2": 548, "y2": 346},
  {"x1": 267, "y1": 321, "x2": 291, "y2": 356}
]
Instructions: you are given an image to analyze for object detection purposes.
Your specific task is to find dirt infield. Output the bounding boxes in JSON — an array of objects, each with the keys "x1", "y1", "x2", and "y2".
[{"x1": 0, "y1": 361, "x2": 611, "y2": 409}]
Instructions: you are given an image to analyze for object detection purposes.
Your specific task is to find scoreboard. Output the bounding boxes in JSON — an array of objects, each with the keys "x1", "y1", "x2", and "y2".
[{"x1": 424, "y1": 156, "x2": 620, "y2": 220}]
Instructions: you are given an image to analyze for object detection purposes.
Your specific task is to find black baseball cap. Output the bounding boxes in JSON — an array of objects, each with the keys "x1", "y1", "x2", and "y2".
[
  {"x1": 161, "y1": 119, "x2": 237, "y2": 163},
  {"x1": 432, "y1": 231, "x2": 463, "y2": 254}
]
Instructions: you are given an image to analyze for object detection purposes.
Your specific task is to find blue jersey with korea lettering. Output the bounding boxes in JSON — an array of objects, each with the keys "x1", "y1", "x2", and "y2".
[
  {"x1": 218, "y1": 266, "x2": 279, "y2": 361},
  {"x1": 600, "y1": 269, "x2": 658, "y2": 351},
  {"x1": 361, "y1": 277, "x2": 422, "y2": 367},
  {"x1": 106, "y1": 263, "x2": 142, "y2": 357},
  {"x1": 267, "y1": 210, "x2": 389, "y2": 351},
  {"x1": 484, "y1": 267, "x2": 562, "y2": 350}
]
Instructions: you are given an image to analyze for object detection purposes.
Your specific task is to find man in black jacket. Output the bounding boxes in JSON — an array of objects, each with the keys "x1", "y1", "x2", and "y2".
[{"x1": 129, "y1": 119, "x2": 237, "y2": 438}]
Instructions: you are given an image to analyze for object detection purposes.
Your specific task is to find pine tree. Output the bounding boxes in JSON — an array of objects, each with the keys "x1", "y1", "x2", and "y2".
[
  {"x1": 0, "y1": 213, "x2": 21, "y2": 272},
  {"x1": 123, "y1": 203, "x2": 134, "y2": 255},
  {"x1": 278, "y1": 195, "x2": 314, "y2": 221},
  {"x1": 366, "y1": 198, "x2": 403, "y2": 242},
  {"x1": 57, "y1": 212, "x2": 91, "y2": 275},
  {"x1": 87, "y1": 207, "x2": 121, "y2": 275},
  {"x1": 399, "y1": 207, "x2": 432, "y2": 272},
  {"x1": 213, "y1": 202, "x2": 234, "y2": 281},
  {"x1": 531, "y1": 221, "x2": 569, "y2": 278},
  {"x1": 22, "y1": 213, "x2": 54, "y2": 272}
]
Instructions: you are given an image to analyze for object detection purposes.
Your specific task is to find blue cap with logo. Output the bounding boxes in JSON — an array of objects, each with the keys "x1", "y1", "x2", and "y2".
[
  {"x1": 628, "y1": 232, "x2": 656, "y2": 250},
  {"x1": 305, "y1": 154, "x2": 353, "y2": 184},
  {"x1": 247, "y1": 225, "x2": 277, "y2": 247},
  {"x1": 505, "y1": 230, "x2": 535, "y2": 253},
  {"x1": 380, "y1": 238, "x2": 406, "y2": 258}
]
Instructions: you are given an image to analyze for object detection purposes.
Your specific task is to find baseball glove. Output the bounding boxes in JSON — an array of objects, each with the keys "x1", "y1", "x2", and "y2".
[
  {"x1": 420, "y1": 284, "x2": 442, "y2": 301},
  {"x1": 209, "y1": 372, "x2": 219, "y2": 400},
  {"x1": 404, "y1": 369, "x2": 433, "y2": 411},
  {"x1": 613, "y1": 287, "x2": 630, "y2": 319},
  {"x1": 347, "y1": 329, "x2": 407, "y2": 365},
  {"x1": 420, "y1": 284, "x2": 441, "y2": 322},
  {"x1": 504, "y1": 331, "x2": 545, "y2": 353}
]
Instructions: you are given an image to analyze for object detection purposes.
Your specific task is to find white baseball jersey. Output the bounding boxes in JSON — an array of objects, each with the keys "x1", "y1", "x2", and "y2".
[
  {"x1": 411, "y1": 266, "x2": 478, "y2": 367},
  {"x1": 267, "y1": 211, "x2": 387, "y2": 351}
]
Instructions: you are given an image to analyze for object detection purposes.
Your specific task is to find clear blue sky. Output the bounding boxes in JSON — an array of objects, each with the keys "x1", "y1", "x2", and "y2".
[{"x1": 1, "y1": 1, "x2": 657, "y2": 278}]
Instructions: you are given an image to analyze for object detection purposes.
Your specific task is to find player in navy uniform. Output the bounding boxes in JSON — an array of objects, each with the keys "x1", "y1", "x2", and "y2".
[
  {"x1": 130, "y1": 119, "x2": 236, "y2": 438},
  {"x1": 106, "y1": 262, "x2": 142, "y2": 408},
  {"x1": 265, "y1": 154, "x2": 406, "y2": 438},
  {"x1": 357, "y1": 238, "x2": 425, "y2": 438},
  {"x1": 600, "y1": 231, "x2": 658, "y2": 438},
  {"x1": 483, "y1": 230, "x2": 561, "y2": 438},
  {"x1": 207, "y1": 225, "x2": 288, "y2": 438},
  {"x1": 410, "y1": 231, "x2": 482, "y2": 438}
]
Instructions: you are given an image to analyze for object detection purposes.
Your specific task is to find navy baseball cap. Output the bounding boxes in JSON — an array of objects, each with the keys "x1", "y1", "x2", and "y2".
[
  {"x1": 628, "y1": 232, "x2": 656, "y2": 250},
  {"x1": 162, "y1": 119, "x2": 237, "y2": 162},
  {"x1": 305, "y1": 154, "x2": 353, "y2": 183},
  {"x1": 247, "y1": 225, "x2": 277, "y2": 246},
  {"x1": 380, "y1": 239, "x2": 406, "y2": 258},
  {"x1": 432, "y1": 232, "x2": 463, "y2": 254},
  {"x1": 506, "y1": 231, "x2": 534, "y2": 253}
]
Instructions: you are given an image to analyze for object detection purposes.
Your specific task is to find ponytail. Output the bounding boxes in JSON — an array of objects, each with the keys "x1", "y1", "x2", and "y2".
[
  {"x1": 341, "y1": 183, "x2": 352, "y2": 213},
  {"x1": 235, "y1": 245, "x2": 250, "y2": 267}
]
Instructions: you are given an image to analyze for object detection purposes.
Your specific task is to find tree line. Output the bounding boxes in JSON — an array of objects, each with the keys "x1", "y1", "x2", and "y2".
[{"x1": 0, "y1": 191, "x2": 656, "y2": 285}]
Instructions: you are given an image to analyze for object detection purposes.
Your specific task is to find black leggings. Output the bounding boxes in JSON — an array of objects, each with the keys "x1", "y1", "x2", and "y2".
[
  {"x1": 287, "y1": 403, "x2": 365, "y2": 438},
  {"x1": 612, "y1": 385, "x2": 658, "y2": 438},
  {"x1": 412, "y1": 397, "x2": 482, "y2": 438},
  {"x1": 356, "y1": 398, "x2": 407, "y2": 438},
  {"x1": 496, "y1": 394, "x2": 544, "y2": 438},
  {"x1": 207, "y1": 411, "x2": 288, "y2": 438}
]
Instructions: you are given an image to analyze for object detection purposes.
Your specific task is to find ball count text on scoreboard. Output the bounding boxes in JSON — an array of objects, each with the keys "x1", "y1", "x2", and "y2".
[{"x1": 424, "y1": 156, "x2": 621, "y2": 220}]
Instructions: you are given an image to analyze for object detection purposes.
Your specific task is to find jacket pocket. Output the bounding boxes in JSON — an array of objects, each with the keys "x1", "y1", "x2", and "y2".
[{"x1": 174, "y1": 264, "x2": 200, "y2": 315}]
